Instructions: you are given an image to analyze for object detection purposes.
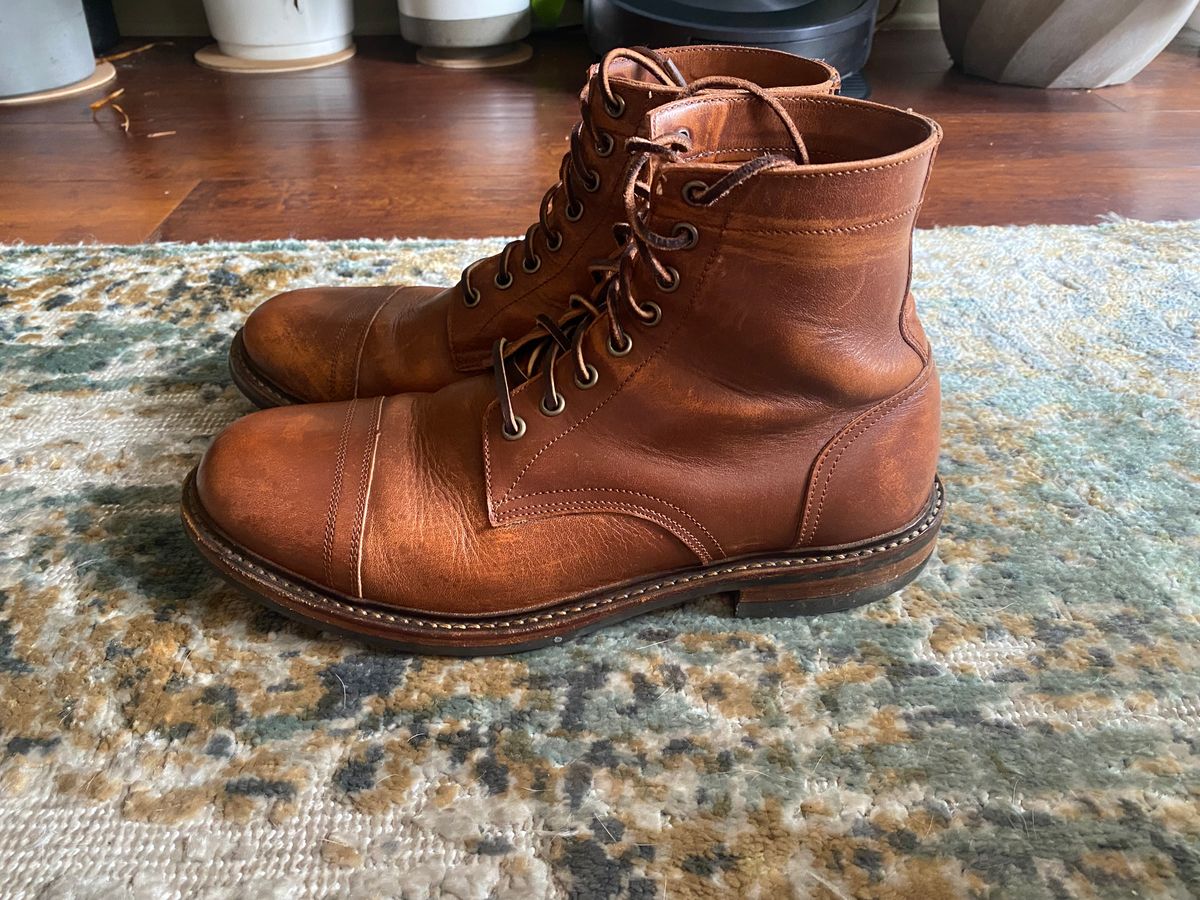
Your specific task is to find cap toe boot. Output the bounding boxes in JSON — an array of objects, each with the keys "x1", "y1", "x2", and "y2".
[{"x1": 185, "y1": 90, "x2": 945, "y2": 655}]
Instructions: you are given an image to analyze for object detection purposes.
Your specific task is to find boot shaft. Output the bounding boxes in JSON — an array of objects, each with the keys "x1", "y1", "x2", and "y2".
[
  {"x1": 484, "y1": 93, "x2": 943, "y2": 556},
  {"x1": 638, "y1": 94, "x2": 941, "y2": 406},
  {"x1": 446, "y1": 47, "x2": 840, "y2": 368}
]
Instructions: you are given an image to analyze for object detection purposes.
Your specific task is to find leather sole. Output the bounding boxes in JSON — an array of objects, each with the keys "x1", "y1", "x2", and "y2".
[
  {"x1": 228, "y1": 328, "x2": 303, "y2": 409},
  {"x1": 181, "y1": 470, "x2": 945, "y2": 656}
]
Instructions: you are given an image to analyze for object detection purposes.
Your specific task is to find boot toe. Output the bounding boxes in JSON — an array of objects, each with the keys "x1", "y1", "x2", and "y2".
[
  {"x1": 195, "y1": 401, "x2": 369, "y2": 593},
  {"x1": 241, "y1": 286, "x2": 397, "y2": 403}
]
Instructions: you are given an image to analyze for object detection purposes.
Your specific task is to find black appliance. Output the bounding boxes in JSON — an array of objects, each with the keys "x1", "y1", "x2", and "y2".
[{"x1": 584, "y1": 0, "x2": 879, "y2": 97}]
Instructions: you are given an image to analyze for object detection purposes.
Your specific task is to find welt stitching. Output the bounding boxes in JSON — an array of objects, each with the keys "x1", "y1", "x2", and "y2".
[
  {"x1": 190, "y1": 482, "x2": 941, "y2": 632},
  {"x1": 499, "y1": 499, "x2": 710, "y2": 563},
  {"x1": 322, "y1": 399, "x2": 358, "y2": 586},
  {"x1": 500, "y1": 219, "x2": 727, "y2": 501},
  {"x1": 802, "y1": 370, "x2": 929, "y2": 542},
  {"x1": 235, "y1": 347, "x2": 293, "y2": 405},
  {"x1": 504, "y1": 487, "x2": 724, "y2": 556},
  {"x1": 349, "y1": 396, "x2": 384, "y2": 597}
]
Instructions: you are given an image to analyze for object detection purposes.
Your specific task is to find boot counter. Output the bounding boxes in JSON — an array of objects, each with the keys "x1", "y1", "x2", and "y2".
[{"x1": 797, "y1": 360, "x2": 942, "y2": 548}]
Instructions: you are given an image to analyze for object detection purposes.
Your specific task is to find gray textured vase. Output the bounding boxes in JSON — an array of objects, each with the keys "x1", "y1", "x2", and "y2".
[
  {"x1": 938, "y1": 0, "x2": 1200, "y2": 88},
  {"x1": 0, "y1": 0, "x2": 96, "y2": 99}
]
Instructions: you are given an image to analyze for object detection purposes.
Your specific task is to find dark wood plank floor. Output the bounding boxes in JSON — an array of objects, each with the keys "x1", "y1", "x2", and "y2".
[{"x1": 2, "y1": 30, "x2": 1198, "y2": 243}]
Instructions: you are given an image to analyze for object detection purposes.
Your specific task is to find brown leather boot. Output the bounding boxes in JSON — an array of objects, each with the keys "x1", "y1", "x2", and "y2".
[
  {"x1": 184, "y1": 90, "x2": 944, "y2": 655},
  {"x1": 228, "y1": 46, "x2": 839, "y2": 408}
]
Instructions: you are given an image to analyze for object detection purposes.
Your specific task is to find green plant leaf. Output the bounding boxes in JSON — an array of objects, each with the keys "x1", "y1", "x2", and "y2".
[{"x1": 532, "y1": 0, "x2": 567, "y2": 26}]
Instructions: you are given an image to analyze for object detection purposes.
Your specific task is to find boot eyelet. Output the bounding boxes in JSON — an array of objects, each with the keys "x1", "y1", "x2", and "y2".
[
  {"x1": 463, "y1": 286, "x2": 481, "y2": 308},
  {"x1": 682, "y1": 180, "x2": 708, "y2": 205},
  {"x1": 502, "y1": 416, "x2": 527, "y2": 441},
  {"x1": 583, "y1": 169, "x2": 602, "y2": 193},
  {"x1": 540, "y1": 393, "x2": 566, "y2": 417},
  {"x1": 641, "y1": 301, "x2": 662, "y2": 326},
  {"x1": 546, "y1": 231, "x2": 563, "y2": 252},
  {"x1": 574, "y1": 363, "x2": 599, "y2": 389},
  {"x1": 494, "y1": 271, "x2": 514, "y2": 290},
  {"x1": 607, "y1": 333, "x2": 633, "y2": 357},
  {"x1": 522, "y1": 255, "x2": 542, "y2": 274},
  {"x1": 604, "y1": 93, "x2": 626, "y2": 118},
  {"x1": 674, "y1": 222, "x2": 699, "y2": 249},
  {"x1": 565, "y1": 201, "x2": 585, "y2": 222},
  {"x1": 595, "y1": 132, "x2": 614, "y2": 157},
  {"x1": 656, "y1": 267, "x2": 680, "y2": 293}
]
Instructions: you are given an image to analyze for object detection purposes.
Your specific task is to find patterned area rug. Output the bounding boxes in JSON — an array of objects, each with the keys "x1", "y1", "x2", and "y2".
[{"x1": 1, "y1": 221, "x2": 1197, "y2": 899}]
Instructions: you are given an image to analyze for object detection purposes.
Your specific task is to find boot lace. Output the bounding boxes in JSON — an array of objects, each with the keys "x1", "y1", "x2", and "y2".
[
  {"x1": 491, "y1": 78, "x2": 811, "y2": 439},
  {"x1": 459, "y1": 47, "x2": 687, "y2": 308}
]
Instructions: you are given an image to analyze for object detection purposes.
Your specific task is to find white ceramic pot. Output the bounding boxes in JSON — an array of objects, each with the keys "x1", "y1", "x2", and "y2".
[
  {"x1": 397, "y1": 0, "x2": 530, "y2": 49},
  {"x1": 201, "y1": 0, "x2": 354, "y2": 61},
  {"x1": 0, "y1": 0, "x2": 96, "y2": 99}
]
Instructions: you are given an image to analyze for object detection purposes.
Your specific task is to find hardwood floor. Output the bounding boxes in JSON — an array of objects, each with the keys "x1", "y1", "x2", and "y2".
[{"x1": 1, "y1": 30, "x2": 1198, "y2": 243}]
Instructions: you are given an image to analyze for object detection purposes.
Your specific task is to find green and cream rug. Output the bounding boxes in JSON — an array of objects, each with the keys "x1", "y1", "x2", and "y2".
[{"x1": 1, "y1": 220, "x2": 1197, "y2": 898}]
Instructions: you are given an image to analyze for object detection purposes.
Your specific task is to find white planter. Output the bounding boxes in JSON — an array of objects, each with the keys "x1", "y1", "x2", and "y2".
[
  {"x1": 201, "y1": 0, "x2": 354, "y2": 61},
  {"x1": 0, "y1": 0, "x2": 95, "y2": 99},
  {"x1": 398, "y1": 0, "x2": 530, "y2": 49}
]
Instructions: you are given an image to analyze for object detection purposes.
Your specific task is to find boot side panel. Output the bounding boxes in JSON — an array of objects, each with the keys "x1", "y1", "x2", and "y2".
[{"x1": 797, "y1": 360, "x2": 941, "y2": 548}]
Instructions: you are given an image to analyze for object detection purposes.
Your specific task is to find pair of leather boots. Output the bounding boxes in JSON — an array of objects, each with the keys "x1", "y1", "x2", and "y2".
[{"x1": 182, "y1": 45, "x2": 945, "y2": 655}]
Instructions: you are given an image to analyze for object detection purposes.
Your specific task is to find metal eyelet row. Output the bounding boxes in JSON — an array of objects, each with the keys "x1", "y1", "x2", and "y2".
[{"x1": 503, "y1": 163, "x2": 691, "y2": 435}]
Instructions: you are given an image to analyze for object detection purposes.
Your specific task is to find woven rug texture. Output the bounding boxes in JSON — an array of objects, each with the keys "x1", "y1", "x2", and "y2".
[{"x1": 0, "y1": 220, "x2": 1197, "y2": 899}]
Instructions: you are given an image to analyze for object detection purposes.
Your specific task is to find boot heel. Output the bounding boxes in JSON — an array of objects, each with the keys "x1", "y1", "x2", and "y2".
[{"x1": 733, "y1": 547, "x2": 935, "y2": 618}]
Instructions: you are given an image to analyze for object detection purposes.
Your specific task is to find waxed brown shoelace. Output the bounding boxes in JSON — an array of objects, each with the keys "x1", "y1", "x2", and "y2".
[
  {"x1": 491, "y1": 80, "x2": 811, "y2": 439},
  {"x1": 459, "y1": 47, "x2": 686, "y2": 309}
]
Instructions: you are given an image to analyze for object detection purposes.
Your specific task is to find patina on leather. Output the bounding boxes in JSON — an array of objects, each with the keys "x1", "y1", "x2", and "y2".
[
  {"x1": 232, "y1": 46, "x2": 840, "y2": 406},
  {"x1": 187, "y1": 91, "x2": 943, "y2": 653}
]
